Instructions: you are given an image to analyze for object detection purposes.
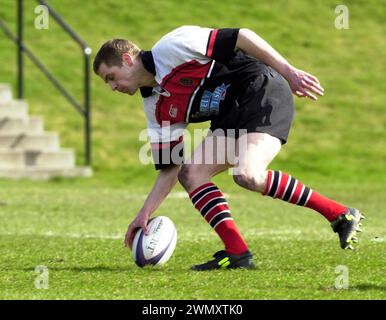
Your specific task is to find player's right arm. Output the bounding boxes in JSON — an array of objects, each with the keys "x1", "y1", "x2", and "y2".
[
  {"x1": 124, "y1": 100, "x2": 186, "y2": 248},
  {"x1": 236, "y1": 28, "x2": 324, "y2": 100},
  {"x1": 161, "y1": 26, "x2": 324, "y2": 101},
  {"x1": 124, "y1": 165, "x2": 180, "y2": 248}
]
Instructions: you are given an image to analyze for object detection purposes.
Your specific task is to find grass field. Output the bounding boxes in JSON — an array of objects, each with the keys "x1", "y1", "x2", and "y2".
[
  {"x1": 0, "y1": 178, "x2": 385, "y2": 300},
  {"x1": 0, "y1": 0, "x2": 385, "y2": 300}
]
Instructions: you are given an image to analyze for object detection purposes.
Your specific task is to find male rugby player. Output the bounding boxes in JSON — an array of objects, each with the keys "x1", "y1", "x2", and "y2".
[{"x1": 94, "y1": 26, "x2": 364, "y2": 270}]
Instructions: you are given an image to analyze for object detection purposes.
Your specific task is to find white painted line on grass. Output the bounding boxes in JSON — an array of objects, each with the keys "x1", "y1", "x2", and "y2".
[
  {"x1": 1, "y1": 228, "x2": 364, "y2": 242},
  {"x1": 125, "y1": 191, "x2": 230, "y2": 200},
  {"x1": 0, "y1": 231, "x2": 122, "y2": 240}
]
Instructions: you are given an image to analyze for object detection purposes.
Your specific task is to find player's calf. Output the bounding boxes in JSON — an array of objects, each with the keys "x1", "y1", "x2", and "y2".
[
  {"x1": 188, "y1": 182, "x2": 250, "y2": 255},
  {"x1": 263, "y1": 170, "x2": 365, "y2": 249},
  {"x1": 178, "y1": 165, "x2": 209, "y2": 192}
]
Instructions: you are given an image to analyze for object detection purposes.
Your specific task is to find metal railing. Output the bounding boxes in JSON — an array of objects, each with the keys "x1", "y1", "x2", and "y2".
[{"x1": 0, "y1": 0, "x2": 92, "y2": 165}]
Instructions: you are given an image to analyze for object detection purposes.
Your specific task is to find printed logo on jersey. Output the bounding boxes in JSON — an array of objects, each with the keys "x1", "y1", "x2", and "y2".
[
  {"x1": 199, "y1": 83, "x2": 230, "y2": 116},
  {"x1": 169, "y1": 104, "x2": 178, "y2": 118},
  {"x1": 179, "y1": 77, "x2": 194, "y2": 86}
]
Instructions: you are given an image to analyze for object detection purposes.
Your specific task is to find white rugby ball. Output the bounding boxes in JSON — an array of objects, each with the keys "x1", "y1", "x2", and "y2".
[{"x1": 132, "y1": 216, "x2": 177, "y2": 267}]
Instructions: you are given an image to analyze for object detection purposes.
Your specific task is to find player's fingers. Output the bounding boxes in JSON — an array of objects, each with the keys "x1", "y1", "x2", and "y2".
[
  {"x1": 124, "y1": 224, "x2": 135, "y2": 247},
  {"x1": 304, "y1": 90, "x2": 317, "y2": 101},
  {"x1": 123, "y1": 230, "x2": 129, "y2": 246},
  {"x1": 124, "y1": 232, "x2": 130, "y2": 247},
  {"x1": 301, "y1": 81, "x2": 324, "y2": 97},
  {"x1": 297, "y1": 87, "x2": 316, "y2": 100},
  {"x1": 124, "y1": 234, "x2": 130, "y2": 248},
  {"x1": 142, "y1": 224, "x2": 149, "y2": 235},
  {"x1": 307, "y1": 85, "x2": 324, "y2": 97},
  {"x1": 312, "y1": 85, "x2": 323, "y2": 97},
  {"x1": 304, "y1": 78, "x2": 324, "y2": 93},
  {"x1": 127, "y1": 229, "x2": 137, "y2": 249},
  {"x1": 127, "y1": 237, "x2": 133, "y2": 249},
  {"x1": 305, "y1": 72, "x2": 320, "y2": 85},
  {"x1": 130, "y1": 232, "x2": 137, "y2": 248},
  {"x1": 295, "y1": 90, "x2": 306, "y2": 97}
]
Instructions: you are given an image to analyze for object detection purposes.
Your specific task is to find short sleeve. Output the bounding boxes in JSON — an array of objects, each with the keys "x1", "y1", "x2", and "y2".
[
  {"x1": 205, "y1": 28, "x2": 240, "y2": 64},
  {"x1": 152, "y1": 26, "x2": 240, "y2": 81}
]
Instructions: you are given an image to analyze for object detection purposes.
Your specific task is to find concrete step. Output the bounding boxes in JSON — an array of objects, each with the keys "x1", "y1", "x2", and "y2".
[
  {"x1": 0, "y1": 116, "x2": 44, "y2": 134},
  {"x1": 0, "y1": 100, "x2": 28, "y2": 118},
  {"x1": 0, "y1": 132, "x2": 59, "y2": 151},
  {"x1": 0, "y1": 84, "x2": 12, "y2": 103},
  {"x1": 0, "y1": 83, "x2": 92, "y2": 180},
  {"x1": 0, "y1": 166, "x2": 93, "y2": 180},
  {"x1": 0, "y1": 149, "x2": 75, "y2": 169}
]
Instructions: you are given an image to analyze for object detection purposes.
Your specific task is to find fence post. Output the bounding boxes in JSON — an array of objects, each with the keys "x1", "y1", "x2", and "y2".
[
  {"x1": 17, "y1": 0, "x2": 24, "y2": 99},
  {"x1": 84, "y1": 49, "x2": 91, "y2": 166}
]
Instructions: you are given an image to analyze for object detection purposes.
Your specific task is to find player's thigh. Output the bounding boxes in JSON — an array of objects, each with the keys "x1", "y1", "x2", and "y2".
[
  {"x1": 187, "y1": 131, "x2": 237, "y2": 168},
  {"x1": 179, "y1": 133, "x2": 232, "y2": 190}
]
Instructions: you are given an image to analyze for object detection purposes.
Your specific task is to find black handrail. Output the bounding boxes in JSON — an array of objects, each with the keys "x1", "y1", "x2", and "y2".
[
  {"x1": 17, "y1": 0, "x2": 23, "y2": 100},
  {"x1": 0, "y1": 0, "x2": 92, "y2": 166}
]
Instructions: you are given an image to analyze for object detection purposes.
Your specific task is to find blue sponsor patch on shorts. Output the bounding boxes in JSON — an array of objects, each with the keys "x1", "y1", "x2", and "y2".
[{"x1": 199, "y1": 83, "x2": 230, "y2": 116}]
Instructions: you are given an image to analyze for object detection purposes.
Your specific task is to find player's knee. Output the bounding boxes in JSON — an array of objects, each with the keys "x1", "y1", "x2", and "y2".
[
  {"x1": 233, "y1": 169, "x2": 267, "y2": 193},
  {"x1": 232, "y1": 171, "x2": 252, "y2": 189}
]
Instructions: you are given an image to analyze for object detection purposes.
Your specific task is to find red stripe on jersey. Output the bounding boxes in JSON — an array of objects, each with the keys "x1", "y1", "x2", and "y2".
[
  {"x1": 206, "y1": 29, "x2": 219, "y2": 58},
  {"x1": 150, "y1": 136, "x2": 184, "y2": 150},
  {"x1": 289, "y1": 181, "x2": 304, "y2": 204},
  {"x1": 275, "y1": 173, "x2": 290, "y2": 199},
  {"x1": 155, "y1": 60, "x2": 212, "y2": 125},
  {"x1": 150, "y1": 135, "x2": 183, "y2": 150}
]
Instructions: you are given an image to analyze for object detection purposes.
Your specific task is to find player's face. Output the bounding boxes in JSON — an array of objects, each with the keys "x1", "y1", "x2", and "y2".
[{"x1": 98, "y1": 61, "x2": 139, "y2": 95}]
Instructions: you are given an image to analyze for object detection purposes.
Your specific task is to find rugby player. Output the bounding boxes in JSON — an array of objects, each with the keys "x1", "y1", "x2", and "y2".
[{"x1": 94, "y1": 26, "x2": 364, "y2": 270}]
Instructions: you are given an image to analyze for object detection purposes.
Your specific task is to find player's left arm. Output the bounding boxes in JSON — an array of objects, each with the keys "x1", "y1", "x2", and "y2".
[{"x1": 236, "y1": 28, "x2": 324, "y2": 100}]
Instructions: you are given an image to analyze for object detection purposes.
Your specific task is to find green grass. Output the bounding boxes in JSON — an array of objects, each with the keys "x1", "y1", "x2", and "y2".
[
  {"x1": 0, "y1": 0, "x2": 385, "y2": 299},
  {"x1": 0, "y1": 178, "x2": 385, "y2": 299},
  {"x1": 0, "y1": 0, "x2": 385, "y2": 181}
]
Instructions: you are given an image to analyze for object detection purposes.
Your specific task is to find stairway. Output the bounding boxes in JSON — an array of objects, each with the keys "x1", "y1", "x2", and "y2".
[{"x1": 0, "y1": 83, "x2": 92, "y2": 179}]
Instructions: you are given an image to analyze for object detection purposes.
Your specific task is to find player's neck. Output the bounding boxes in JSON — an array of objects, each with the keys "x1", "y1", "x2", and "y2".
[{"x1": 137, "y1": 58, "x2": 157, "y2": 88}]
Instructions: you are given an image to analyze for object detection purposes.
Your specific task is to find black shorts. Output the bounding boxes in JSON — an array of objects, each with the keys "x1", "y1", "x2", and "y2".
[{"x1": 210, "y1": 68, "x2": 294, "y2": 144}]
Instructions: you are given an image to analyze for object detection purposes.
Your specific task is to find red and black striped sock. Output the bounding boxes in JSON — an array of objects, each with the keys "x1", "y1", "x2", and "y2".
[
  {"x1": 189, "y1": 182, "x2": 249, "y2": 255},
  {"x1": 264, "y1": 170, "x2": 347, "y2": 222}
]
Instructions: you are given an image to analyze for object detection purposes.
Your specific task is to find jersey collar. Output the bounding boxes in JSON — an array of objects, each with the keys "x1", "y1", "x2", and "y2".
[
  {"x1": 139, "y1": 50, "x2": 156, "y2": 98},
  {"x1": 140, "y1": 50, "x2": 156, "y2": 75}
]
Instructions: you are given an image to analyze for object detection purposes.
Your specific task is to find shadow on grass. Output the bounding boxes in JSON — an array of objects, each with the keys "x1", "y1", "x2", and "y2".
[{"x1": 350, "y1": 283, "x2": 386, "y2": 292}]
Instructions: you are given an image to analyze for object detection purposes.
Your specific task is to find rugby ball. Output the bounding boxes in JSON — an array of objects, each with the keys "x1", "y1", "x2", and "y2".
[{"x1": 132, "y1": 216, "x2": 177, "y2": 267}]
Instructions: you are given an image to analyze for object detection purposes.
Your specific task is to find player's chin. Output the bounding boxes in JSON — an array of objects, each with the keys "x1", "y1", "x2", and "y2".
[
  {"x1": 125, "y1": 88, "x2": 138, "y2": 96},
  {"x1": 117, "y1": 87, "x2": 134, "y2": 95}
]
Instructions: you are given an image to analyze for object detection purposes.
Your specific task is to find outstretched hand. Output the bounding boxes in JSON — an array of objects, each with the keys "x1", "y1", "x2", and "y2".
[
  {"x1": 124, "y1": 210, "x2": 150, "y2": 249},
  {"x1": 285, "y1": 67, "x2": 324, "y2": 100}
]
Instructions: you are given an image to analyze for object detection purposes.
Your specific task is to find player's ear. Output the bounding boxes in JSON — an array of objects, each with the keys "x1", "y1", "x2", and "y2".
[{"x1": 122, "y1": 53, "x2": 134, "y2": 66}]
